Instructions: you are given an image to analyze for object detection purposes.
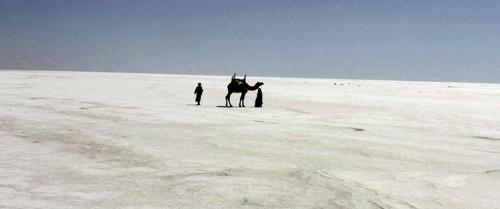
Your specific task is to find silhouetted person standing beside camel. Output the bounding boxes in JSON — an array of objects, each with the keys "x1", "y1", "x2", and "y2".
[
  {"x1": 255, "y1": 88, "x2": 263, "y2": 107},
  {"x1": 194, "y1": 83, "x2": 203, "y2": 105}
]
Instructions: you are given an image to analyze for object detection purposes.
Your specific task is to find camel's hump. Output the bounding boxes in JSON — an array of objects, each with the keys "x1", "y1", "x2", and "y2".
[{"x1": 232, "y1": 79, "x2": 246, "y2": 85}]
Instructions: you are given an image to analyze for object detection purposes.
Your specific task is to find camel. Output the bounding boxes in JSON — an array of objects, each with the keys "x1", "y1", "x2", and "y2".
[{"x1": 225, "y1": 73, "x2": 264, "y2": 107}]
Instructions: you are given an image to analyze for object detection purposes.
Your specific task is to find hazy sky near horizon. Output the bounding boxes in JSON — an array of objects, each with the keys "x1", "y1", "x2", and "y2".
[{"x1": 1, "y1": 0, "x2": 500, "y2": 82}]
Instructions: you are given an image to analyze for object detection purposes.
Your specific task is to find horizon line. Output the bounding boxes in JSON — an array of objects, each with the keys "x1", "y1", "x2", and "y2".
[{"x1": 1, "y1": 68, "x2": 499, "y2": 85}]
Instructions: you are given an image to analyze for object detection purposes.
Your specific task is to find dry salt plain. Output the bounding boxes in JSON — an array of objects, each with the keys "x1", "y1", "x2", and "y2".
[{"x1": 1, "y1": 70, "x2": 500, "y2": 209}]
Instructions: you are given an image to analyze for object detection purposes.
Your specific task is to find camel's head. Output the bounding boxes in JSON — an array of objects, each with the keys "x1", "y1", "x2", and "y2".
[{"x1": 256, "y1": 82, "x2": 264, "y2": 87}]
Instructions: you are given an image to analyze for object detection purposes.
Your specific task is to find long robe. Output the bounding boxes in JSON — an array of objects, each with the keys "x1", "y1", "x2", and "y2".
[
  {"x1": 254, "y1": 88, "x2": 263, "y2": 107},
  {"x1": 194, "y1": 86, "x2": 203, "y2": 103}
]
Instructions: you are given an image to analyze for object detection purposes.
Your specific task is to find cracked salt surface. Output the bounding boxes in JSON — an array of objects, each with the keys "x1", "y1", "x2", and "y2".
[{"x1": 1, "y1": 70, "x2": 500, "y2": 209}]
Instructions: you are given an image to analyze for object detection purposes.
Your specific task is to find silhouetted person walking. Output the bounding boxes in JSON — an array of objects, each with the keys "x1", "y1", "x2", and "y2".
[
  {"x1": 255, "y1": 88, "x2": 263, "y2": 107},
  {"x1": 194, "y1": 83, "x2": 203, "y2": 105}
]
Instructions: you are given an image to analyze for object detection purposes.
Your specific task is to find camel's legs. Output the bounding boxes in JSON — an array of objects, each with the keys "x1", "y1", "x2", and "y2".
[
  {"x1": 239, "y1": 92, "x2": 246, "y2": 107},
  {"x1": 225, "y1": 92, "x2": 233, "y2": 107}
]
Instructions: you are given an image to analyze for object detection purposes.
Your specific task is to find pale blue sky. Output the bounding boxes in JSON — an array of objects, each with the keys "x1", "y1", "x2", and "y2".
[{"x1": 1, "y1": 0, "x2": 500, "y2": 82}]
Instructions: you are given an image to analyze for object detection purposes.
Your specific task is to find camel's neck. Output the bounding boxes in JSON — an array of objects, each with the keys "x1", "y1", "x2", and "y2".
[{"x1": 248, "y1": 84, "x2": 261, "y2": 91}]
